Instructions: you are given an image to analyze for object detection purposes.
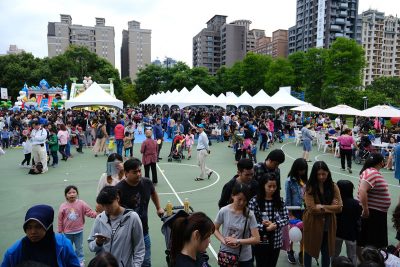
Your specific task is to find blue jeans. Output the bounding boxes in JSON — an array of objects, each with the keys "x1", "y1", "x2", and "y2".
[
  {"x1": 116, "y1": 139, "x2": 123, "y2": 156},
  {"x1": 65, "y1": 140, "x2": 71, "y2": 157},
  {"x1": 51, "y1": 150, "x2": 58, "y2": 165},
  {"x1": 143, "y1": 233, "x2": 151, "y2": 267},
  {"x1": 65, "y1": 231, "x2": 84, "y2": 263}
]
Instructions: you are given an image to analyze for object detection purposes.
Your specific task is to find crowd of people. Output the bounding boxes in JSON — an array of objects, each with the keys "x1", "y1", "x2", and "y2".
[{"x1": 1, "y1": 106, "x2": 400, "y2": 267}]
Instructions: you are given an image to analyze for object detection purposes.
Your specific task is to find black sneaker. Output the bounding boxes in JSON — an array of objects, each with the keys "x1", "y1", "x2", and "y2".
[
  {"x1": 287, "y1": 250, "x2": 296, "y2": 264},
  {"x1": 298, "y1": 251, "x2": 304, "y2": 265}
]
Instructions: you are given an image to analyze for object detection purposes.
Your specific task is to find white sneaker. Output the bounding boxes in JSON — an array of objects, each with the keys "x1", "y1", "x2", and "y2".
[
  {"x1": 25, "y1": 165, "x2": 31, "y2": 168},
  {"x1": 19, "y1": 164, "x2": 24, "y2": 168}
]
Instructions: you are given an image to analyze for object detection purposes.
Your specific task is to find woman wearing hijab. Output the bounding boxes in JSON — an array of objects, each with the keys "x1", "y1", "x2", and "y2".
[{"x1": 1, "y1": 204, "x2": 80, "y2": 267}]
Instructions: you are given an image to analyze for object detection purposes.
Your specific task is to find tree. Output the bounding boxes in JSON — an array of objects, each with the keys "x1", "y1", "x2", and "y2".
[
  {"x1": 264, "y1": 58, "x2": 295, "y2": 95},
  {"x1": 189, "y1": 67, "x2": 219, "y2": 95},
  {"x1": 134, "y1": 64, "x2": 164, "y2": 101},
  {"x1": 120, "y1": 77, "x2": 138, "y2": 106},
  {"x1": 288, "y1": 51, "x2": 307, "y2": 91},
  {"x1": 241, "y1": 53, "x2": 272, "y2": 95},
  {"x1": 302, "y1": 48, "x2": 329, "y2": 108},
  {"x1": 324, "y1": 37, "x2": 365, "y2": 90},
  {"x1": 0, "y1": 52, "x2": 46, "y2": 99},
  {"x1": 366, "y1": 76, "x2": 400, "y2": 104}
]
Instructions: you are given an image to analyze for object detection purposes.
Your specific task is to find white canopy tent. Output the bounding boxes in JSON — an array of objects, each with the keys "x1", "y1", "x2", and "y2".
[
  {"x1": 266, "y1": 87, "x2": 308, "y2": 109},
  {"x1": 236, "y1": 91, "x2": 254, "y2": 107},
  {"x1": 224, "y1": 92, "x2": 239, "y2": 107},
  {"x1": 251, "y1": 89, "x2": 271, "y2": 108},
  {"x1": 360, "y1": 105, "x2": 400, "y2": 118},
  {"x1": 323, "y1": 104, "x2": 362, "y2": 116},
  {"x1": 291, "y1": 103, "x2": 323, "y2": 112},
  {"x1": 173, "y1": 85, "x2": 216, "y2": 108},
  {"x1": 65, "y1": 82, "x2": 123, "y2": 109}
]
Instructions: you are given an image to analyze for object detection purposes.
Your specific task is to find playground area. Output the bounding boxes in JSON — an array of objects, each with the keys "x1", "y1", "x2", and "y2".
[{"x1": 0, "y1": 137, "x2": 399, "y2": 266}]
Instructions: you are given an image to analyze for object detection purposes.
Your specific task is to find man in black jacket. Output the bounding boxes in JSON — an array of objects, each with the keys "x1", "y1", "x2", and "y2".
[
  {"x1": 218, "y1": 158, "x2": 258, "y2": 209},
  {"x1": 253, "y1": 149, "x2": 285, "y2": 190}
]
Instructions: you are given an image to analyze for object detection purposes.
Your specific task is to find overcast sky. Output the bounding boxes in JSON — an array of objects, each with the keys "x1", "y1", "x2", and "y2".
[{"x1": 0, "y1": 0, "x2": 398, "y2": 73}]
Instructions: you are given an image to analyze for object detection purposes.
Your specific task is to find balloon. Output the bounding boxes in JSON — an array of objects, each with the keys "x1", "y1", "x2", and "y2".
[
  {"x1": 289, "y1": 226, "x2": 302, "y2": 242},
  {"x1": 390, "y1": 117, "x2": 400, "y2": 125}
]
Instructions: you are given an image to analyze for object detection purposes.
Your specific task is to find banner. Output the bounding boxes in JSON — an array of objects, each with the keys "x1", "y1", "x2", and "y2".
[
  {"x1": 316, "y1": 0, "x2": 326, "y2": 48},
  {"x1": 0, "y1": 88, "x2": 8, "y2": 100}
]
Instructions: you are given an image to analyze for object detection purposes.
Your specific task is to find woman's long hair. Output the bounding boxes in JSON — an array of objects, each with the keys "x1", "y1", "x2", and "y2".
[
  {"x1": 392, "y1": 203, "x2": 400, "y2": 231},
  {"x1": 360, "y1": 153, "x2": 384, "y2": 175},
  {"x1": 257, "y1": 173, "x2": 282, "y2": 211},
  {"x1": 306, "y1": 161, "x2": 334, "y2": 205},
  {"x1": 287, "y1": 158, "x2": 308, "y2": 184},
  {"x1": 170, "y1": 212, "x2": 215, "y2": 266}
]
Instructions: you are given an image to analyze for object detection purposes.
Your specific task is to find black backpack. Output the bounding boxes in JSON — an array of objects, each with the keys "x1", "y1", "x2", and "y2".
[{"x1": 96, "y1": 125, "x2": 104, "y2": 139}]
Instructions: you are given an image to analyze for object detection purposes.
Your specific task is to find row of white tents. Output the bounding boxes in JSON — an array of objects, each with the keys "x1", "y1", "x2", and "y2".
[
  {"x1": 140, "y1": 85, "x2": 306, "y2": 109},
  {"x1": 140, "y1": 85, "x2": 400, "y2": 118}
]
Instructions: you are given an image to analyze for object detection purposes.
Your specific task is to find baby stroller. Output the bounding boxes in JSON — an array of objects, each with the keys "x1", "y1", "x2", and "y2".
[
  {"x1": 273, "y1": 129, "x2": 284, "y2": 143},
  {"x1": 354, "y1": 136, "x2": 372, "y2": 164},
  {"x1": 354, "y1": 148, "x2": 371, "y2": 164},
  {"x1": 168, "y1": 134, "x2": 185, "y2": 162},
  {"x1": 161, "y1": 207, "x2": 210, "y2": 267}
]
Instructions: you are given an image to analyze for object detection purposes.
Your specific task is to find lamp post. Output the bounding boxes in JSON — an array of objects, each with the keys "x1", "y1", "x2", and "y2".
[{"x1": 362, "y1": 96, "x2": 368, "y2": 110}]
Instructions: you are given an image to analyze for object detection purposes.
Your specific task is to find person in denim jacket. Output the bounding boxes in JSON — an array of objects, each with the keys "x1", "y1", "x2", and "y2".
[{"x1": 285, "y1": 158, "x2": 308, "y2": 264}]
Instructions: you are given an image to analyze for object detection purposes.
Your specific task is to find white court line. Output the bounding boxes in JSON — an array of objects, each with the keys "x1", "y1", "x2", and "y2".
[
  {"x1": 157, "y1": 163, "x2": 221, "y2": 195},
  {"x1": 280, "y1": 142, "x2": 400, "y2": 188},
  {"x1": 156, "y1": 163, "x2": 218, "y2": 260}
]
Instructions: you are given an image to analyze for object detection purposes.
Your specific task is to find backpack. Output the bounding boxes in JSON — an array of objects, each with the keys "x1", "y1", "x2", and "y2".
[{"x1": 96, "y1": 125, "x2": 104, "y2": 139}]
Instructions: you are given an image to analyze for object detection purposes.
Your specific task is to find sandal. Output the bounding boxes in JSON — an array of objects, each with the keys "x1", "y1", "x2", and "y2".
[{"x1": 195, "y1": 177, "x2": 204, "y2": 181}]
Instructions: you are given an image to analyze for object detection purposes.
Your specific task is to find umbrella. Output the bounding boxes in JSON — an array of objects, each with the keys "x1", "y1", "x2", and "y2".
[
  {"x1": 291, "y1": 103, "x2": 323, "y2": 112},
  {"x1": 323, "y1": 104, "x2": 362, "y2": 116},
  {"x1": 360, "y1": 105, "x2": 400, "y2": 118}
]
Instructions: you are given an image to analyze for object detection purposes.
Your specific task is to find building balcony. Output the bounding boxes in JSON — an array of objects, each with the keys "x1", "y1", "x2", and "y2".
[
  {"x1": 331, "y1": 25, "x2": 342, "y2": 31},
  {"x1": 335, "y1": 18, "x2": 346, "y2": 24},
  {"x1": 339, "y1": 3, "x2": 348, "y2": 9},
  {"x1": 335, "y1": 33, "x2": 345, "y2": 38},
  {"x1": 339, "y1": 11, "x2": 348, "y2": 17}
]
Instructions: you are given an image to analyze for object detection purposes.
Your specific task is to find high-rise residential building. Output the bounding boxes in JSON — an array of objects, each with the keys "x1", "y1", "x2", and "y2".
[
  {"x1": 193, "y1": 15, "x2": 263, "y2": 75},
  {"x1": 288, "y1": 0, "x2": 359, "y2": 54},
  {"x1": 7, "y1": 45, "x2": 25, "y2": 55},
  {"x1": 361, "y1": 9, "x2": 400, "y2": 86},
  {"x1": 253, "y1": 29, "x2": 288, "y2": 58},
  {"x1": 152, "y1": 57, "x2": 177, "y2": 68},
  {"x1": 121, "y1": 20, "x2": 151, "y2": 81},
  {"x1": 193, "y1": 15, "x2": 226, "y2": 75},
  {"x1": 47, "y1": 14, "x2": 115, "y2": 66}
]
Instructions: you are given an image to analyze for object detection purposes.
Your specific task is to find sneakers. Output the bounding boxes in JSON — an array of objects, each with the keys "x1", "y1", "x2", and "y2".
[
  {"x1": 287, "y1": 250, "x2": 296, "y2": 264},
  {"x1": 341, "y1": 168, "x2": 346, "y2": 171},
  {"x1": 347, "y1": 167, "x2": 352, "y2": 174}
]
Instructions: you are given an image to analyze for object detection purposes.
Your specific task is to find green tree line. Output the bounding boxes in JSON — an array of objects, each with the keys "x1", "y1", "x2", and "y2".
[{"x1": 0, "y1": 39, "x2": 398, "y2": 108}]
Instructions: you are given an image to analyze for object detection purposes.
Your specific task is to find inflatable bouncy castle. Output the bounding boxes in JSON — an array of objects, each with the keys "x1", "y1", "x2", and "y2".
[{"x1": 13, "y1": 80, "x2": 68, "y2": 111}]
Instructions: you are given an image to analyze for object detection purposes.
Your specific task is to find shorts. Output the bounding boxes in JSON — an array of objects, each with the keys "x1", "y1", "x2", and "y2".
[{"x1": 303, "y1": 139, "x2": 312, "y2": 152}]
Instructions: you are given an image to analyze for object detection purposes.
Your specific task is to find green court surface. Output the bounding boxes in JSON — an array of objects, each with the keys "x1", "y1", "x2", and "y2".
[{"x1": 0, "y1": 138, "x2": 399, "y2": 267}]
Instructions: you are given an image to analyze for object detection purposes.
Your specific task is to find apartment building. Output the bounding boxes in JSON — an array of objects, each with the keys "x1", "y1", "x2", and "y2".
[
  {"x1": 253, "y1": 29, "x2": 288, "y2": 58},
  {"x1": 121, "y1": 20, "x2": 151, "y2": 81},
  {"x1": 288, "y1": 0, "x2": 359, "y2": 54},
  {"x1": 47, "y1": 14, "x2": 115, "y2": 66},
  {"x1": 193, "y1": 15, "x2": 265, "y2": 74},
  {"x1": 361, "y1": 9, "x2": 400, "y2": 86}
]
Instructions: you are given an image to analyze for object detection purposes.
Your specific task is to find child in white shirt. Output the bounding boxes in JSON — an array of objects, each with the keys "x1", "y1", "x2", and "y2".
[{"x1": 20, "y1": 136, "x2": 32, "y2": 168}]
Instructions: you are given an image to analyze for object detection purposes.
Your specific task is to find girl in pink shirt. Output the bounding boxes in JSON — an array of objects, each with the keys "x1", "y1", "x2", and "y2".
[{"x1": 58, "y1": 185, "x2": 97, "y2": 266}]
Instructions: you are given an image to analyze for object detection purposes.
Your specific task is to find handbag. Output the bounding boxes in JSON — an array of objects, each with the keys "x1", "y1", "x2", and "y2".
[{"x1": 218, "y1": 210, "x2": 250, "y2": 267}]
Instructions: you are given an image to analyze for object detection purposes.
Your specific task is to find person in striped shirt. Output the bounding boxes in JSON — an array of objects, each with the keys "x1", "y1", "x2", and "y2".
[{"x1": 357, "y1": 153, "x2": 391, "y2": 250}]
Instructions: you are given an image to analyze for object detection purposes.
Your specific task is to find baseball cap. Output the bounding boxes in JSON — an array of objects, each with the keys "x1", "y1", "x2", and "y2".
[{"x1": 197, "y1": 124, "x2": 205, "y2": 128}]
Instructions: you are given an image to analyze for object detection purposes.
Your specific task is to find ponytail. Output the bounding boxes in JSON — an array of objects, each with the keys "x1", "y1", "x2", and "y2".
[{"x1": 359, "y1": 153, "x2": 384, "y2": 175}]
